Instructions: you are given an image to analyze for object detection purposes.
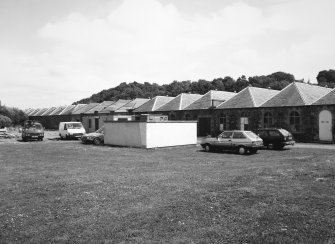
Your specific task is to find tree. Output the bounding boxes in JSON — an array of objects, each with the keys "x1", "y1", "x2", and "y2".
[
  {"x1": 317, "y1": 69, "x2": 335, "y2": 88},
  {"x1": 0, "y1": 114, "x2": 12, "y2": 127}
]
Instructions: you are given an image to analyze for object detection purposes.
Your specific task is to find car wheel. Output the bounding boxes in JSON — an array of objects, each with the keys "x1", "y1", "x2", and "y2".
[
  {"x1": 204, "y1": 144, "x2": 211, "y2": 152},
  {"x1": 238, "y1": 146, "x2": 246, "y2": 155},
  {"x1": 93, "y1": 138, "x2": 101, "y2": 146}
]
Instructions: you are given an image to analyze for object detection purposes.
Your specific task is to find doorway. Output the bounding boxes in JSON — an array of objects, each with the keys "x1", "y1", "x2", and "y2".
[
  {"x1": 198, "y1": 118, "x2": 211, "y2": 136},
  {"x1": 319, "y1": 110, "x2": 333, "y2": 141}
]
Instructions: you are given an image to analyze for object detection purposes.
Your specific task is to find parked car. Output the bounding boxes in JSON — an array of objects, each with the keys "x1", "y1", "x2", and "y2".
[
  {"x1": 256, "y1": 128, "x2": 295, "y2": 149},
  {"x1": 22, "y1": 120, "x2": 44, "y2": 141},
  {"x1": 59, "y1": 122, "x2": 86, "y2": 139},
  {"x1": 200, "y1": 130, "x2": 263, "y2": 154},
  {"x1": 81, "y1": 127, "x2": 104, "y2": 145}
]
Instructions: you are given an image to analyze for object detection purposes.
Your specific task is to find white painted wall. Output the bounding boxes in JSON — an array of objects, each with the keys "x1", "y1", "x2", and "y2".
[{"x1": 104, "y1": 121, "x2": 197, "y2": 148}]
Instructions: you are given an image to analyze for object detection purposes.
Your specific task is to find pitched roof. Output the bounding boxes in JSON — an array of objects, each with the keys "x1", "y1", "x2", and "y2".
[
  {"x1": 184, "y1": 90, "x2": 236, "y2": 110},
  {"x1": 72, "y1": 103, "x2": 99, "y2": 115},
  {"x1": 156, "y1": 93, "x2": 203, "y2": 111},
  {"x1": 133, "y1": 96, "x2": 175, "y2": 112},
  {"x1": 71, "y1": 104, "x2": 87, "y2": 114},
  {"x1": 41, "y1": 107, "x2": 57, "y2": 116},
  {"x1": 33, "y1": 108, "x2": 49, "y2": 116},
  {"x1": 261, "y1": 82, "x2": 332, "y2": 107},
  {"x1": 59, "y1": 105, "x2": 76, "y2": 115},
  {"x1": 114, "y1": 98, "x2": 150, "y2": 113},
  {"x1": 49, "y1": 106, "x2": 66, "y2": 116},
  {"x1": 99, "y1": 99, "x2": 132, "y2": 114},
  {"x1": 217, "y1": 87, "x2": 279, "y2": 109},
  {"x1": 24, "y1": 108, "x2": 34, "y2": 115},
  {"x1": 84, "y1": 101, "x2": 115, "y2": 114},
  {"x1": 313, "y1": 88, "x2": 335, "y2": 105}
]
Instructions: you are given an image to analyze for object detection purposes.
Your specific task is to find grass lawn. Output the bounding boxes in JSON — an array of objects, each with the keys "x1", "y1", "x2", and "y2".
[{"x1": 1, "y1": 140, "x2": 335, "y2": 243}]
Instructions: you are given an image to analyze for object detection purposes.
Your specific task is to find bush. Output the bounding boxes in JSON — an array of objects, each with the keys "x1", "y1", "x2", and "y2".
[{"x1": 0, "y1": 115, "x2": 12, "y2": 127}]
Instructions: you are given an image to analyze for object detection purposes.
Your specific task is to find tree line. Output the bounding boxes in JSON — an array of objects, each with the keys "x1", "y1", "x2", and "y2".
[
  {"x1": 0, "y1": 103, "x2": 28, "y2": 127},
  {"x1": 74, "y1": 70, "x2": 335, "y2": 104}
]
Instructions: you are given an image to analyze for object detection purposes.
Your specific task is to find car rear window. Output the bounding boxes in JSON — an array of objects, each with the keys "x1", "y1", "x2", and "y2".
[
  {"x1": 279, "y1": 129, "x2": 291, "y2": 136},
  {"x1": 233, "y1": 132, "x2": 246, "y2": 139}
]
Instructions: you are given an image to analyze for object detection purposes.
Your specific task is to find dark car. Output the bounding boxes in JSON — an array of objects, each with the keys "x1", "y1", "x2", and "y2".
[
  {"x1": 81, "y1": 127, "x2": 104, "y2": 145},
  {"x1": 22, "y1": 120, "x2": 44, "y2": 141},
  {"x1": 256, "y1": 128, "x2": 294, "y2": 149}
]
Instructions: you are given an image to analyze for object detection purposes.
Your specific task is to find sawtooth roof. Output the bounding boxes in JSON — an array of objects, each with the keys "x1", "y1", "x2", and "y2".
[
  {"x1": 28, "y1": 108, "x2": 42, "y2": 116},
  {"x1": 114, "y1": 98, "x2": 150, "y2": 113},
  {"x1": 156, "y1": 93, "x2": 203, "y2": 111},
  {"x1": 59, "y1": 105, "x2": 77, "y2": 115},
  {"x1": 84, "y1": 101, "x2": 115, "y2": 114},
  {"x1": 261, "y1": 82, "x2": 332, "y2": 107},
  {"x1": 99, "y1": 99, "x2": 132, "y2": 114},
  {"x1": 313, "y1": 88, "x2": 335, "y2": 105},
  {"x1": 33, "y1": 108, "x2": 49, "y2": 116},
  {"x1": 133, "y1": 96, "x2": 175, "y2": 112},
  {"x1": 41, "y1": 107, "x2": 57, "y2": 116},
  {"x1": 217, "y1": 87, "x2": 279, "y2": 109},
  {"x1": 72, "y1": 103, "x2": 99, "y2": 115},
  {"x1": 49, "y1": 106, "x2": 66, "y2": 116},
  {"x1": 184, "y1": 90, "x2": 236, "y2": 110}
]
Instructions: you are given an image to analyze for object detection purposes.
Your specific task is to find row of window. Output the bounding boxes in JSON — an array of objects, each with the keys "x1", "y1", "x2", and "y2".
[{"x1": 218, "y1": 111, "x2": 301, "y2": 131}]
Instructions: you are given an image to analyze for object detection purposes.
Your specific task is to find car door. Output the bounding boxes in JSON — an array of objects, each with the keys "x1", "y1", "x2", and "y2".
[
  {"x1": 215, "y1": 131, "x2": 233, "y2": 149},
  {"x1": 231, "y1": 131, "x2": 248, "y2": 149}
]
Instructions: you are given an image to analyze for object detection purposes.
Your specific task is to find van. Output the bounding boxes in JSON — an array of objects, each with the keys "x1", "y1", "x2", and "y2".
[{"x1": 59, "y1": 122, "x2": 86, "y2": 139}]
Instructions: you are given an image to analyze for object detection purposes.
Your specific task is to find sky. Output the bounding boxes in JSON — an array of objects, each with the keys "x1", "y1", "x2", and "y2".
[{"x1": 0, "y1": 0, "x2": 334, "y2": 109}]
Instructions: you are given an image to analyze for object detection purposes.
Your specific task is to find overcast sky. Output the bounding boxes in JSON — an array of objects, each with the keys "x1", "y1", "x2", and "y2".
[{"x1": 0, "y1": 0, "x2": 334, "y2": 109}]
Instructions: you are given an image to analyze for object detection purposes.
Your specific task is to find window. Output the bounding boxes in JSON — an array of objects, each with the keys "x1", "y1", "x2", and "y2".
[
  {"x1": 89, "y1": 119, "x2": 92, "y2": 129},
  {"x1": 268, "y1": 130, "x2": 281, "y2": 137},
  {"x1": 221, "y1": 131, "x2": 233, "y2": 138},
  {"x1": 258, "y1": 130, "x2": 268, "y2": 137},
  {"x1": 233, "y1": 132, "x2": 246, "y2": 139},
  {"x1": 219, "y1": 115, "x2": 227, "y2": 131},
  {"x1": 289, "y1": 111, "x2": 300, "y2": 131},
  {"x1": 264, "y1": 112, "x2": 273, "y2": 128}
]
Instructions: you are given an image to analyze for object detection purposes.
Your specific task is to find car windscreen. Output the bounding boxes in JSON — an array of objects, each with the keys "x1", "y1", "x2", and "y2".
[
  {"x1": 67, "y1": 123, "x2": 83, "y2": 129},
  {"x1": 279, "y1": 129, "x2": 290, "y2": 136},
  {"x1": 244, "y1": 131, "x2": 259, "y2": 139},
  {"x1": 25, "y1": 123, "x2": 42, "y2": 130}
]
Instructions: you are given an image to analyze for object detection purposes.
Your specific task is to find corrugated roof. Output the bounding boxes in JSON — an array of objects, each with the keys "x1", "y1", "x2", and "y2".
[
  {"x1": 24, "y1": 108, "x2": 34, "y2": 115},
  {"x1": 133, "y1": 96, "x2": 175, "y2": 112},
  {"x1": 99, "y1": 100, "x2": 132, "y2": 114},
  {"x1": 313, "y1": 88, "x2": 335, "y2": 105},
  {"x1": 49, "y1": 106, "x2": 66, "y2": 116},
  {"x1": 184, "y1": 90, "x2": 236, "y2": 110},
  {"x1": 156, "y1": 93, "x2": 203, "y2": 111},
  {"x1": 59, "y1": 105, "x2": 76, "y2": 115},
  {"x1": 261, "y1": 82, "x2": 332, "y2": 107},
  {"x1": 72, "y1": 103, "x2": 99, "y2": 115},
  {"x1": 217, "y1": 87, "x2": 279, "y2": 109},
  {"x1": 26, "y1": 108, "x2": 38, "y2": 116},
  {"x1": 84, "y1": 101, "x2": 115, "y2": 114},
  {"x1": 114, "y1": 98, "x2": 150, "y2": 113}
]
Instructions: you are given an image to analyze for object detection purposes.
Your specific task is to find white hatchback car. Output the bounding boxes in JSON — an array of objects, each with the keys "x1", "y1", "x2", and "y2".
[{"x1": 200, "y1": 130, "x2": 263, "y2": 154}]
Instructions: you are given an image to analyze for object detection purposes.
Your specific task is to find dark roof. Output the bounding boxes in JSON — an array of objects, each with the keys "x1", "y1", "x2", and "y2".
[
  {"x1": 99, "y1": 100, "x2": 132, "y2": 114},
  {"x1": 261, "y1": 82, "x2": 332, "y2": 107},
  {"x1": 313, "y1": 88, "x2": 335, "y2": 105},
  {"x1": 72, "y1": 103, "x2": 99, "y2": 115},
  {"x1": 84, "y1": 101, "x2": 115, "y2": 114},
  {"x1": 114, "y1": 98, "x2": 150, "y2": 113},
  {"x1": 184, "y1": 90, "x2": 236, "y2": 110},
  {"x1": 156, "y1": 93, "x2": 203, "y2": 111},
  {"x1": 133, "y1": 96, "x2": 175, "y2": 112},
  {"x1": 217, "y1": 87, "x2": 279, "y2": 109},
  {"x1": 71, "y1": 104, "x2": 87, "y2": 114}
]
